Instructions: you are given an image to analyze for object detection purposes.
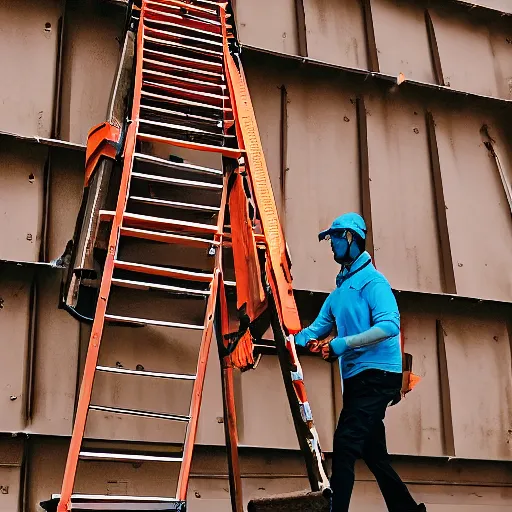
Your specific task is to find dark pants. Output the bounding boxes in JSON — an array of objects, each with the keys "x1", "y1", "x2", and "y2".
[{"x1": 331, "y1": 369, "x2": 419, "y2": 512}]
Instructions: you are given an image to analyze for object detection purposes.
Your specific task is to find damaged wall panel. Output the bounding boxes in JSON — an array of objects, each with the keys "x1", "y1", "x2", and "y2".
[
  {"x1": 433, "y1": 107, "x2": 512, "y2": 302},
  {"x1": 365, "y1": 90, "x2": 444, "y2": 293},
  {"x1": 441, "y1": 315, "x2": 512, "y2": 460},
  {"x1": 302, "y1": 0, "x2": 368, "y2": 69},
  {"x1": 430, "y1": 8, "x2": 512, "y2": 99},
  {"x1": 0, "y1": 0, "x2": 61, "y2": 138},
  {"x1": 59, "y1": 0, "x2": 124, "y2": 143},
  {"x1": 235, "y1": 0, "x2": 300, "y2": 56},
  {"x1": 0, "y1": 141, "x2": 47, "y2": 262},
  {"x1": 371, "y1": 0, "x2": 435, "y2": 83}
]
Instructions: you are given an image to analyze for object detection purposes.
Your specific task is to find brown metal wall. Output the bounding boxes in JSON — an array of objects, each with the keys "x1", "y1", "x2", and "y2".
[{"x1": 1, "y1": 0, "x2": 511, "y2": 509}]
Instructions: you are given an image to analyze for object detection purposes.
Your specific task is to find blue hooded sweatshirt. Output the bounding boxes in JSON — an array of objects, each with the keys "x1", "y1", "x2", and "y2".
[{"x1": 295, "y1": 251, "x2": 402, "y2": 379}]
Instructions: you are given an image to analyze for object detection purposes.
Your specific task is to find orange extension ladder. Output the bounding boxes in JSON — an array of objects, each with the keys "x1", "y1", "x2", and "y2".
[{"x1": 41, "y1": 1, "x2": 328, "y2": 511}]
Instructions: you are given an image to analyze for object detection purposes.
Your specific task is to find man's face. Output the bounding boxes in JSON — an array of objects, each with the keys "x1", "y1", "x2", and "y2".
[{"x1": 329, "y1": 230, "x2": 353, "y2": 264}]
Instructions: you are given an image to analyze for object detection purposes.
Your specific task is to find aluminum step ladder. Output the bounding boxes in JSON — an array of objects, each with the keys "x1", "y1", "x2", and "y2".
[{"x1": 42, "y1": 2, "x2": 328, "y2": 511}]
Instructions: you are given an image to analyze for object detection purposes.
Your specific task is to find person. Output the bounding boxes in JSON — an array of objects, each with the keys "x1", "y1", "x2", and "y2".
[{"x1": 294, "y1": 212, "x2": 426, "y2": 512}]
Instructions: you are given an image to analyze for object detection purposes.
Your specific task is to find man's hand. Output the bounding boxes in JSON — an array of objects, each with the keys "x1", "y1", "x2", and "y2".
[
  {"x1": 306, "y1": 339, "x2": 322, "y2": 353},
  {"x1": 321, "y1": 342, "x2": 338, "y2": 362}
]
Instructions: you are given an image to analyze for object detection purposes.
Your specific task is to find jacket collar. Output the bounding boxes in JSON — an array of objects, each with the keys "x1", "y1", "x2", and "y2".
[{"x1": 336, "y1": 251, "x2": 373, "y2": 288}]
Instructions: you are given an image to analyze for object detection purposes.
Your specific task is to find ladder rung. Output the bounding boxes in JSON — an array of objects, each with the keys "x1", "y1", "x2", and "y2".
[
  {"x1": 131, "y1": 171, "x2": 222, "y2": 190},
  {"x1": 144, "y1": 35, "x2": 223, "y2": 58},
  {"x1": 144, "y1": 26, "x2": 223, "y2": 48},
  {"x1": 130, "y1": 196, "x2": 220, "y2": 213},
  {"x1": 140, "y1": 104, "x2": 222, "y2": 128},
  {"x1": 89, "y1": 405, "x2": 191, "y2": 421},
  {"x1": 96, "y1": 365, "x2": 197, "y2": 380},
  {"x1": 147, "y1": 0, "x2": 218, "y2": 18},
  {"x1": 144, "y1": 12, "x2": 222, "y2": 39},
  {"x1": 138, "y1": 133, "x2": 243, "y2": 159},
  {"x1": 53, "y1": 494, "x2": 179, "y2": 502},
  {"x1": 125, "y1": 212, "x2": 217, "y2": 234},
  {"x1": 79, "y1": 451, "x2": 183, "y2": 463},
  {"x1": 139, "y1": 118, "x2": 227, "y2": 138},
  {"x1": 114, "y1": 260, "x2": 213, "y2": 282},
  {"x1": 143, "y1": 79, "x2": 230, "y2": 103},
  {"x1": 134, "y1": 152, "x2": 222, "y2": 176},
  {"x1": 142, "y1": 68, "x2": 225, "y2": 93},
  {"x1": 112, "y1": 277, "x2": 210, "y2": 295},
  {"x1": 105, "y1": 314, "x2": 204, "y2": 330},
  {"x1": 143, "y1": 49, "x2": 223, "y2": 72},
  {"x1": 120, "y1": 226, "x2": 218, "y2": 248},
  {"x1": 142, "y1": 90, "x2": 230, "y2": 113}
]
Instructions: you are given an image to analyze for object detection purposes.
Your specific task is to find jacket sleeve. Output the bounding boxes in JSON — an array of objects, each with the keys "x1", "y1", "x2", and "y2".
[
  {"x1": 344, "y1": 279, "x2": 400, "y2": 349},
  {"x1": 294, "y1": 293, "x2": 335, "y2": 347}
]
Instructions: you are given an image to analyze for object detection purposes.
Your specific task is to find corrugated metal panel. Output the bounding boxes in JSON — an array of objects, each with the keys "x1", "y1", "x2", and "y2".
[
  {"x1": 59, "y1": 0, "x2": 124, "y2": 143},
  {"x1": 433, "y1": 107, "x2": 512, "y2": 302},
  {"x1": 366, "y1": 90, "x2": 444, "y2": 293},
  {"x1": 302, "y1": 0, "x2": 368, "y2": 69},
  {"x1": 235, "y1": 0, "x2": 300, "y2": 56},
  {"x1": 441, "y1": 315, "x2": 512, "y2": 460},
  {"x1": 430, "y1": 8, "x2": 510, "y2": 99},
  {"x1": 371, "y1": 0, "x2": 435, "y2": 83},
  {"x1": 0, "y1": 0, "x2": 61, "y2": 137},
  {"x1": 0, "y1": 141, "x2": 47, "y2": 262}
]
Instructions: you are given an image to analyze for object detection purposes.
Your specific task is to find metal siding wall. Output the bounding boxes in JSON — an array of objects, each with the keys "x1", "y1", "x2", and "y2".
[
  {"x1": 433, "y1": 107, "x2": 512, "y2": 302},
  {"x1": 0, "y1": 142, "x2": 46, "y2": 262},
  {"x1": 366, "y1": 91, "x2": 444, "y2": 293},
  {"x1": 0, "y1": 270, "x2": 32, "y2": 432},
  {"x1": 59, "y1": 0, "x2": 124, "y2": 143},
  {"x1": 302, "y1": 0, "x2": 368, "y2": 69},
  {"x1": 441, "y1": 315, "x2": 512, "y2": 460},
  {"x1": 371, "y1": 0, "x2": 435, "y2": 83},
  {"x1": 0, "y1": 0, "x2": 61, "y2": 138},
  {"x1": 236, "y1": 0, "x2": 300, "y2": 56},
  {"x1": 284, "y1": 73, "x2": 360, "y2": 292}
]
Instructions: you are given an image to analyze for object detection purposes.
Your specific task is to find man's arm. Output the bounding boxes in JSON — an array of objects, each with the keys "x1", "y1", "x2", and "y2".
[
  {"x1": 329, "y1": 279, "x2": 399, "y2": 356},
  {"x1": 295, "y1": 293, "x2": 335, "y2": 347}
]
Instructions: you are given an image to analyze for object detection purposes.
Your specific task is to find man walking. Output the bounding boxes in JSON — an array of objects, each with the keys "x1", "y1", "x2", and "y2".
[{"x1": 294, "y1": 213, "x2": 426, "y2": 512}]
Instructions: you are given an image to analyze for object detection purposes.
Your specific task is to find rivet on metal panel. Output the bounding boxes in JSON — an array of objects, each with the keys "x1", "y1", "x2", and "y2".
[
  {"x1": 10, "y1": 396, "x2": 17, "y2": 401},
  {"x1": 457, "y1": 262, "x2": 463, "y2": 267},
  {"x1": 26, "y1": 234, "x2": 33, "y2": 241},
  {"x1": 493, "y1": 336, "x2": 499, "y2": 342},
  {"x1": 0, "y1": 486, "x2": 9, "y2": 495},
  {"x1": 343, "y1": 116, "x2": 350, "y2": 122},
  {"x1": 216, "y1": 416, "x2": 224, "y2": 423},
  {"x1": 0, "y1": 298, "x2": 3, "y2": 309},
  {"x1": 28, "y1": 173, "x2": 35, "y2": 183},
  {"x1": 136, "y1": 364, "x2": 144, "y2": 371},
  {"x1": 44, "y1": 22, "x2": 52, "y2": 33},
  {"x1": 194, "y1": 492, "x2": 201, "y2": 498},
  {"x1": 116, "y1": 361, "x2": 123, "y2": 368},
  {"x1": 413, "y1": 128, "x2": 419, "y2": 134}
]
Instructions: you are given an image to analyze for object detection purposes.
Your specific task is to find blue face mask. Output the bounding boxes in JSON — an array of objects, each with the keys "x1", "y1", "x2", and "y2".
[{"x1": 330, "y1": 230, "x2": 362, "y2": 265}]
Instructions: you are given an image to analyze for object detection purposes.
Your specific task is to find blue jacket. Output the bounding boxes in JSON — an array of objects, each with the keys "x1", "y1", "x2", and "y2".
[{"x1": 295, "y1": 252, "x2": 402, "y2": 379}]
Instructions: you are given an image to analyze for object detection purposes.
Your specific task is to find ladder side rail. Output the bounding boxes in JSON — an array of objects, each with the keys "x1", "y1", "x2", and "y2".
[{"x1": 56, "y1": 6, "x2": 146, "y2": 511}]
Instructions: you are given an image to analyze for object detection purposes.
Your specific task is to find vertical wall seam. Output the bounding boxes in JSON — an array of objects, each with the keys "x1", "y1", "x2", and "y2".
[
  {"x1": 426, "y1": 111, "x2": 457, "y2": 294},
  {"x1": 361, "y1": 0, "x2": 380, "y2": 73},
  {"x1": 356, "y1": 96, "x2": 375, "y2": 260},
  {"x1": 436, "y1": 319, "x2": 456, "y2": 457},
  {"x1": 294, "y1": 0, "x2": 308, "y2": 58},
  {"x1": 425, "y1": 9, "x2": 445, "y2": 86}
]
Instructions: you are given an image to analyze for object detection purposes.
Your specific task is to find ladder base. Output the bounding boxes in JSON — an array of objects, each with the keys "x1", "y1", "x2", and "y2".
[{"x1": 40, "y1": 496, "x2": 186, "y2": 511}]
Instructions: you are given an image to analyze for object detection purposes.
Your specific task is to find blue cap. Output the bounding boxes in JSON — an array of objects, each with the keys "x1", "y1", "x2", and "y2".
[{"x1": 318, "y1": 212, "x2": 367, "y2": 241}]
